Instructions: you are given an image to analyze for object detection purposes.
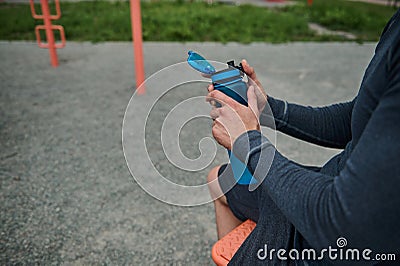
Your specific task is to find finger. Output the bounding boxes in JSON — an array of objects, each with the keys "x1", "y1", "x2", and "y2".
[
  {"x1": 208, "y1": 90, "x2": 237, "y2": 107},
  {"x1": 205, "y1": 95, "x2": 218, "y2": 107},
  {"x1": 206, "y1": 85, "x2": 216, "y2": 106},
  {"x1": 205, "y1": 94, "x2": 214, "y2": 103},
  {"x1": 242, "y1": 59, "x2": 256, "y2": 79},
  {"x1": 247, "y1": 85, "x2": 259, "y2": 116},
  {"x1": 205, "y1": 98, "x2": 216, "y2": 106},
  {"x1": 210, "y1": 107, "x2": 219, "y2": 120},
  {"x1": 205, "y1": 92, "x2": 217, "y2": 107},
  {"x1": 247, "y1": 76, "x2": 258, "y2": 88},
  {"x1": 242, "y1": 59, "x2": 264, "y2": 89},
  {"x1": 213, "y1": 118, "x2": 225, "y2": 132},
  {"x1": 254, "y1": 83, "x2": 267, "y2": 100},
  {"x1": 212, "y1": 118, "x2": 225, "y2": 134},
  {"x1": 247, "y1": 76, "x2": 266, "y2": 100}
]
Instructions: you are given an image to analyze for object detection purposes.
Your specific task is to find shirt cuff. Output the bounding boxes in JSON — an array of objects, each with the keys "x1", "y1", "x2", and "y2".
[
  {"x1": 232, "y1": 130, "x2": 272, "y2": 164},
  {"x1": 261, "y1": 96, "x2": 289, "y2": 129}
]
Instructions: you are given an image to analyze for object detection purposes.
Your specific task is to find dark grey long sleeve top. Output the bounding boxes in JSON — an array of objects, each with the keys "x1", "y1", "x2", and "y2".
[{"x1": 232, "y1": 8, "x2": 400, "y2": 257}]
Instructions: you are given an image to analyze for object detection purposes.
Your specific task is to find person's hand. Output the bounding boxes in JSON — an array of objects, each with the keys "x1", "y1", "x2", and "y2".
[
  {"x1": 241, "y1": 59, "x2": 268, "y2": 114},
  {"x1": 207, "y1": 85, "x2": 261, "y2": 150}
]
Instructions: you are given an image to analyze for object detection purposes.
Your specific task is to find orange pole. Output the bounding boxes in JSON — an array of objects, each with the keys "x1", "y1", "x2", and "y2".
[
  {"x1": 130, "y1": 0, "x2": 145, "y2": 94},
  {"x1": 41, "y1": 0, "x2": 58, "y2": 67},
  {"x1": 307, "y1": 0, "x2": 313, "y2": 6}
]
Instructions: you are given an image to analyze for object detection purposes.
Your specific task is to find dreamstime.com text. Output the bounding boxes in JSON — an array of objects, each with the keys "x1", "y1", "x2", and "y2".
[{"x1": 257, "y1": 237, "x2": 396, "y2": 262}]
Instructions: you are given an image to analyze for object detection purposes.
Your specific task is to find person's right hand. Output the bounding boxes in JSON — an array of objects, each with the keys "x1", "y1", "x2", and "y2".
[
  {"x1": 206, "y1": 59, "x2": 268, "y2": 115},
  {"x1": 241, "y1": 59, "x2": 268, "y2": 114}
]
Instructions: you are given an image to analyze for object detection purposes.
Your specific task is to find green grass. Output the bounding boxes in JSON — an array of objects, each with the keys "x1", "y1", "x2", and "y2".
[
  {"x1": 141, "y1": 1, "x2": 317, "y2": 43},
  {"x1": 287, "y1": 0, "x2": 397, "y2": 41},
  {"x1": 0, "y1": 0, "x2": 397, "y2": 43}
]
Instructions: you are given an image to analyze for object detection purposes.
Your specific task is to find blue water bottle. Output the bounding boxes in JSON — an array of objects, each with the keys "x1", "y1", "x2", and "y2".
[{"x1": 187, "y1": 51, "x2": 256, "y2": 185}]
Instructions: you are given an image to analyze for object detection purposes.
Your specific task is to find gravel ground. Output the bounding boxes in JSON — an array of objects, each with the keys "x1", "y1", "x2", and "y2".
[{"x1": 0, "y1": 41, "x2": 375, "y2": 264}]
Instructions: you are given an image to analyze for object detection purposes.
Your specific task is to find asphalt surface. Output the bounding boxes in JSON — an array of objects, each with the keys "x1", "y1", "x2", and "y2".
[{"x1": 0, "y1": 41, "x2": 376, "y2": 264}]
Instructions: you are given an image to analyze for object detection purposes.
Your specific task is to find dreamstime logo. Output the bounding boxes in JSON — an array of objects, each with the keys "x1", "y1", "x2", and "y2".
[
  {"x1": 257, "y1": 237, "x2": 397, "y2": 262},
  {"x1": 336, "y1": 237, "x2": 347, "y2": 248},
  {"x1": 122, "y1": 61, "x2": 276, "y2": 206}
]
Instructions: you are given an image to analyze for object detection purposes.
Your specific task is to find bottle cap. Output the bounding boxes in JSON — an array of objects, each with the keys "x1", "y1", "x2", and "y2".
[{"x1": 187, "y1": 50, "x2": 216, "y2": 75}]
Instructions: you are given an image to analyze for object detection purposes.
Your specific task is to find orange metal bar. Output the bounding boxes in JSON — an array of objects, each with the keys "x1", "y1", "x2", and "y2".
[
  {"x1": 30, "y1": 0, "x2": 61, "y2": 20},
  {"x1": 29, "y1": 0, "x2": 39, "y2": 19},
  {"x1": 130, "y1": 0, "x2": 146, "y2": 94},
  {"x1": 35, "y1": 25, "x2": 66, "y2": 49},
  {"x1": 52, "y1": 25, "x2": 66, "y2": 49},
  {"x1": 307, "y1": 0, "x2": 313, "y2": 6},
  {"x1": 30, "y1": 0, "x2": 64, "y2": 68},
  {"x1": 41, "y1": 0, "x2": 58, "y2": 67}
]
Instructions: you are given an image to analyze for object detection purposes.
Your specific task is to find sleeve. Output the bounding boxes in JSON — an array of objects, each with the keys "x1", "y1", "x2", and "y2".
[
  {"x1": 260, "y1": 96, "x2": 355, "y2": 149},
  {"x1": 232, "y1": 74, "x2": 400, "y2": 255}
]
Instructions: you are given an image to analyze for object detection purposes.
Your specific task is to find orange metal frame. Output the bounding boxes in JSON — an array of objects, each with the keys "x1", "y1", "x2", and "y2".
[
  {"x1": 29, "y1": 0, "x2": 145, "y2": 91},
  {"x1": 30, "y1": 0, "x2": 66, "y2": 67}
]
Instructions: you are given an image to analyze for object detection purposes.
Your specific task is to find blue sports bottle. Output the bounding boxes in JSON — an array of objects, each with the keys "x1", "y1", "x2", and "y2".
[{"x1": 187, "y1": 51, "x2": 256, "y2": 185}]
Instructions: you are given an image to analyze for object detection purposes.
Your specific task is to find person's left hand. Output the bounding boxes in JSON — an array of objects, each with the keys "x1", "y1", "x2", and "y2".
[{"x1": 207, "y1": 85, "x2": 261, "y2": 150}]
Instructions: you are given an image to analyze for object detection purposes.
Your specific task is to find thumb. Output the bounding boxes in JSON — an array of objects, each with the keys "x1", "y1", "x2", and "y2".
[{"x1": 247, "y1": 85, "x2": 259, "y2": 116}]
